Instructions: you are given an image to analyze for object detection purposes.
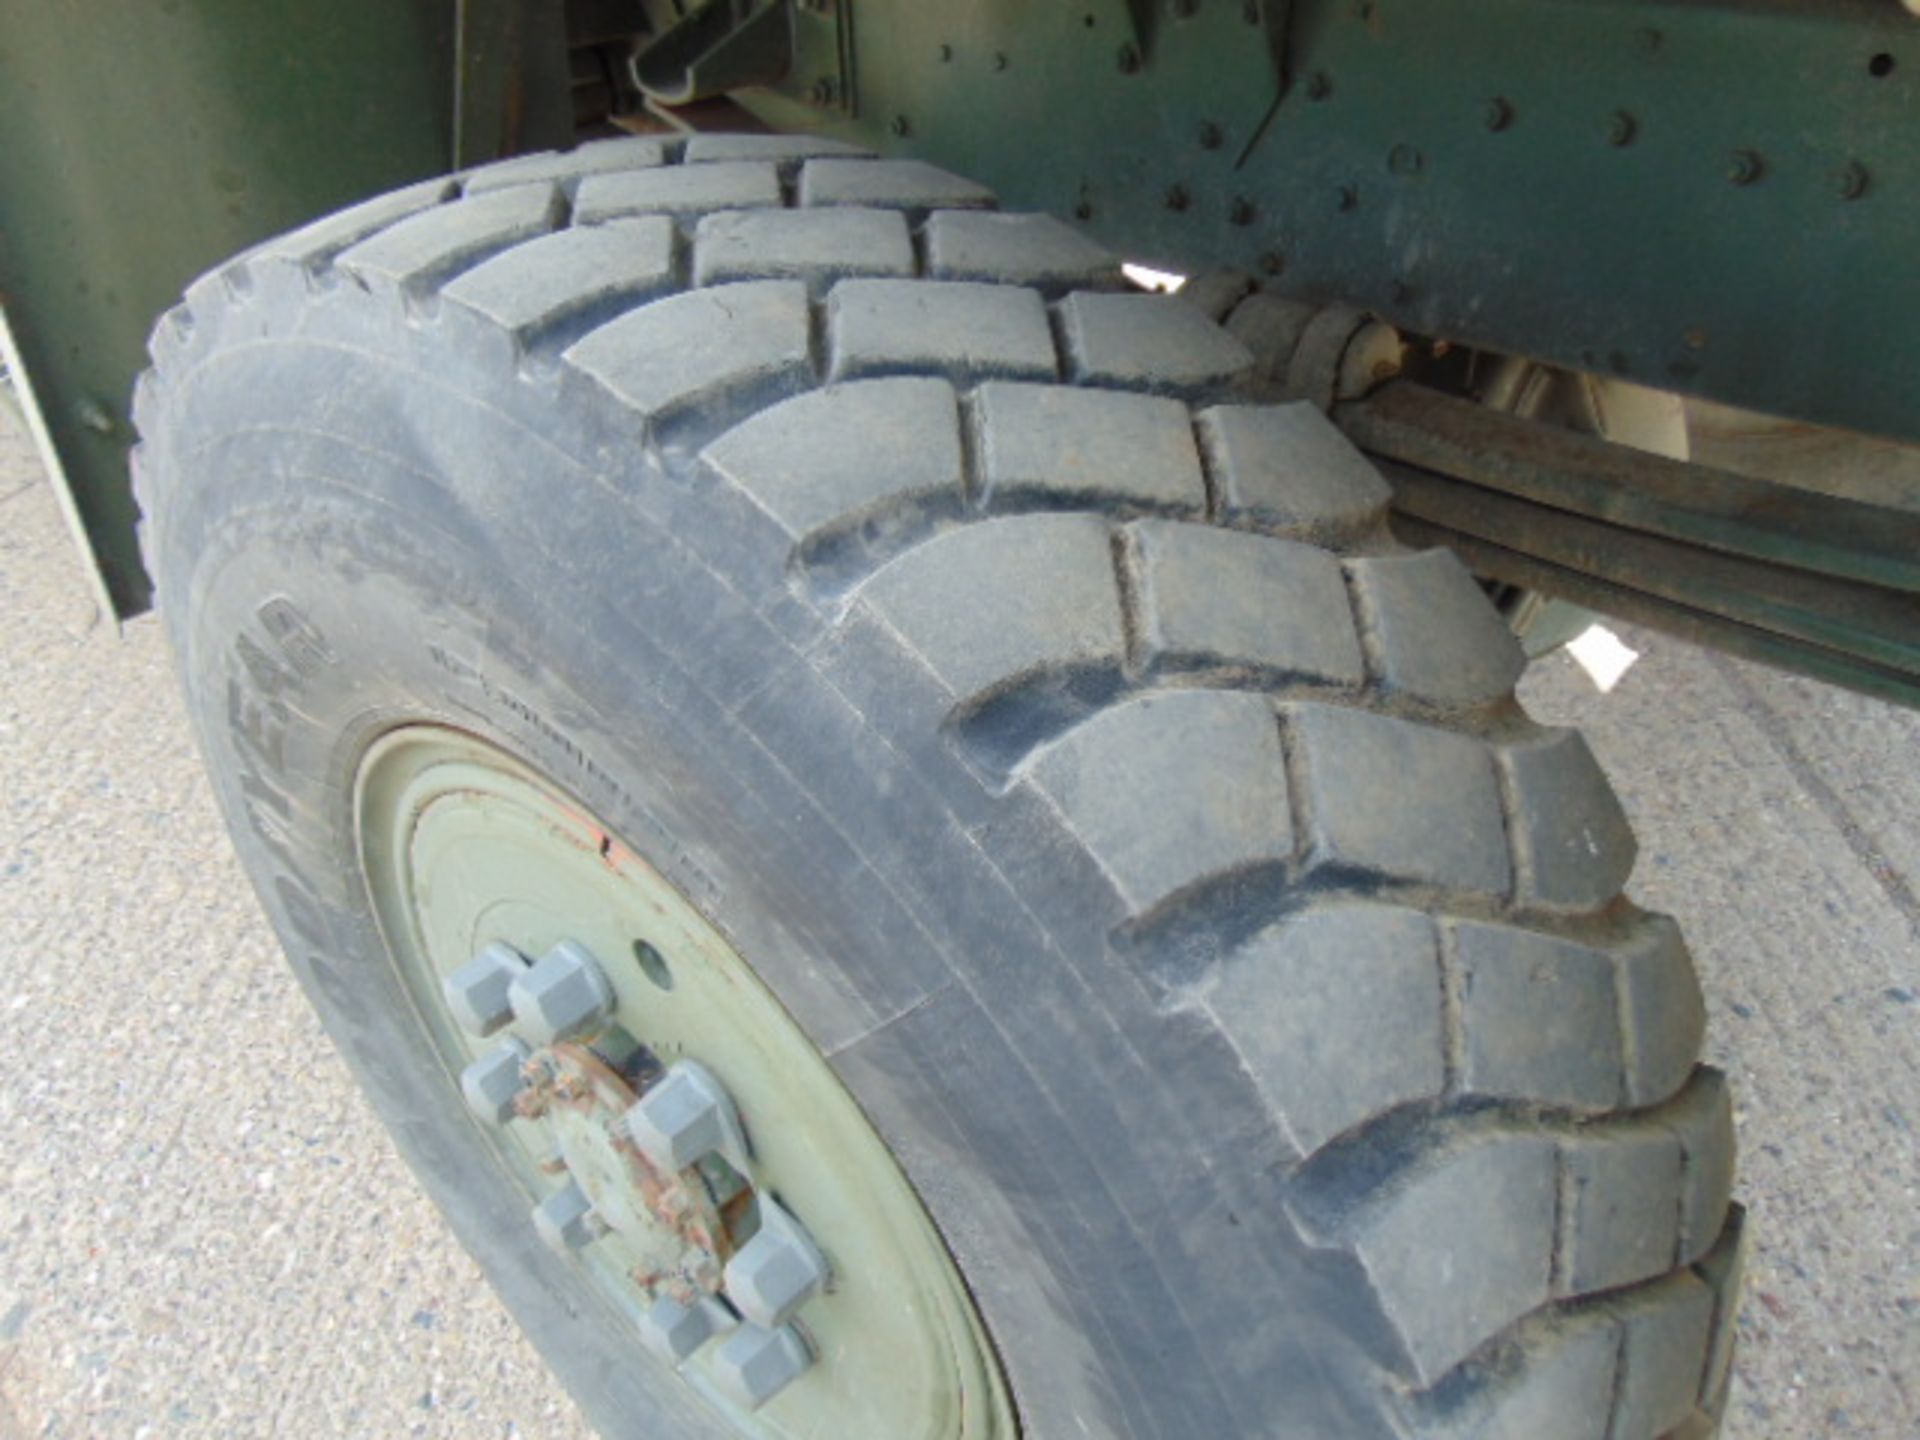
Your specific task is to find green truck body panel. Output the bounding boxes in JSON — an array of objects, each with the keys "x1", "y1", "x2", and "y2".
[
  {"x1": 749, "y1": 0, "x2": 1918, "y2": 443},
  {"x1": 0, "y1": 0, "x2": 570, "y2": 614},
  {"x1": 1, "y1": 0, "x2": 1914, "y2": 665}
]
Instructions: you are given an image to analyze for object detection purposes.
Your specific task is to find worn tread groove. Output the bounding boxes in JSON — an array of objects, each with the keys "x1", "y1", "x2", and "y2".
[{"x1": 1109, "y1": 526, "x2": 1148, "y2": 678}]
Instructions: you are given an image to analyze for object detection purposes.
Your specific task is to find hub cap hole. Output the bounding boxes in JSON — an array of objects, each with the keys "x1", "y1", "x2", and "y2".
[{"x1": 634, "y1": 939, "x2": 675, "y2": 990}]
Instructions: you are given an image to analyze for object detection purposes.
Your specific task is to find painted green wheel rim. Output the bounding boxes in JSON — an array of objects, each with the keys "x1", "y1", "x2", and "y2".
[{"x1": 354, "y1": 725, "x2": 1016, "y2": 1438}]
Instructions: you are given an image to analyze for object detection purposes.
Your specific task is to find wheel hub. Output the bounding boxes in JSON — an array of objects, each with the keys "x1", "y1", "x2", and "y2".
[
  {"x1": 353, "y1": 725, "x2": 1014, "y2": 1437},
  {"x1": 531, "y1": 1042, "x2": 736, "y2": 1301}
]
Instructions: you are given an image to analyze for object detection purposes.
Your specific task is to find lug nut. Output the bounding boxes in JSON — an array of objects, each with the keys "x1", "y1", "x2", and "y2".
[
  {"x1": 532, "y1": 1179, "x2": 602, "y2": 1253},
  {"x1": 626, "y1": 1060, "x2": 748, "y2": 1174},
  {"x1": 638, "y1": 1294, "x2": 735, "y2": 1363},
  {"x1": 713, "y1": 1324, "x2": 812, "y2": 1410},
  {"x1": 442, "y1": 942, "x2": 529, "y2": 1037},
  {"x1": 460, "y1": 1037, "x2": 531, "y2": 1125},
  {"x1": 723, "y1": 1197, "x2": 829, "y2": 1330},
  {"x1": 507, "y1": 940, "x2": 615, "y2": 1044}
]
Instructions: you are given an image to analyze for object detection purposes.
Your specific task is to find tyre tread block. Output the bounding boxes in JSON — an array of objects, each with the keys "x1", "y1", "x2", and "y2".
[
  {"x1": 1205, "y1": 905, "x2": 1446, "y2": 1157},
  {"x1": 575, "y1": 162, "x2": 783, "y2": 223},
  {"x1": 799, "y1": 157, "x2": 996, "y2": 211},
  {"x1": 853, "y1": 514, "x2": 1125, "y2": 703},
  {"x1": 1130, "y1": 520, "x2": 1364, "y2": 684},
  {"x1": 254, "y1": 176, "x2": 461, "y2": 272},
  {"x1": 1615, "y1": 915, "x2": 1707, "y2": 1108},
  {"x1": 1288, "y1": 704, "x2": 1513, "y2": 894},
  {"x1": 693, "y1": 208, "x2": 915, "y2": 290},
  {"x1": 1500, "y1": 728, "x2": 1638, "y2": 910},
  {"x1": 924, "y1": 211, "x2": 1122, "y2": 293},
  {"x1": 702, "y1": 378, "x2": 963, "y2": 541},
  {"x1": 336, "y1": 183, "x2": 563, "y2": 292},
  {"x1": 1346, "y1": 549, "x2": 1528, "y2": 707},
  {"x1": 976, "y1": 382, "x2": 1205, "y2": 512},
  {"x1": 1340, "y1": 1132, "x2": 1558, "y2": 1385},
  {"x1": 685, "y1": 134, "x2": 874, "y2": 165},
  {"x1": 1027, "y1": 690, "x2": 1292, "y2": 915},
  {"x1": 463, "y1": 135, "x2": 677, "y2": 193},
  {"x1": 1059, "y1": 292, "x2": 1256, "y2": 393},
  {"x1": 442, "y1": 218, "x2": 678, "y2": 341},
  {"x1": 1557, "y1": 1124, "x2": 1684, "y2": 1295},
  {"x1": 1199, "y1": 402, "x2": 1392, "y2": 536},
  {"x1": 827, "y1": 279, "x2": 1057, "y2": 382},
  {"x1": 1450, "y1": 921, "x2": 1625, "y2": 1111},
  {"x1": 564, "y1": 279, "x2": 811, "y2": 421}
]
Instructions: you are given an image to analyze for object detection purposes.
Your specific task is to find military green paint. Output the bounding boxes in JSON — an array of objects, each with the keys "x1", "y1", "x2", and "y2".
[
  {"x1": 355, "y1": 726, "x2": 1017, "y2": 1438},
  {"x1": 0, "y1": 0, "x2": 570, "y2": 615},
  {"x1": 9, "y1": 0, "x2": 1917, "y2": 620},
  {"x1": 743, "y1": 0, "x2": 1919, "y2": 445}
]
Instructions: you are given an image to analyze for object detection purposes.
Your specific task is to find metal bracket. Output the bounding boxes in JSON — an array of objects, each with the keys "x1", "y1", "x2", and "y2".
[{"x1": 631, "y1": 0, "x2": 794, "y2": 106}]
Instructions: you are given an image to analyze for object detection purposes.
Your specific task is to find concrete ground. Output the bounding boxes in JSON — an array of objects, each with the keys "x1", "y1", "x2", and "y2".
[{"x1": 0, "y1": 405, "x2": 1914, "y2": 1439}]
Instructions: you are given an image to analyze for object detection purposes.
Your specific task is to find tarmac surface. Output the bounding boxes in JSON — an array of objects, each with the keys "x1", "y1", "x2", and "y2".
[{"x1": 1, "y1": 404, "x2": 1915, "y2": 1438}]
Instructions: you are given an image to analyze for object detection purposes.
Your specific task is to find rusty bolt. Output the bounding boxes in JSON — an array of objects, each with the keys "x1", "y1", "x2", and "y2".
[
  {"x1": 442, "y1": 941, "x2": 528, "y2": 1037},
  {"x1": 1116, "y1": 42, "x2": 1143, "y2": 74},
  {"x1": 1197, "y1": 120, "x2": 1224, "y2": 150},
  {"x1": 1483, "y1": 97, "x2": 1513, "y2": 132},
  {"x1": 714, "y1": 1324, "x2": 812, "y2": 1411},
  {"x1": 460, "y1": 1037, "x2": 531, "y2": 1126},
  {"x1": 1305, "y1": 70, "x2": 1332, "y2": 101},
  {"x1": 638, "y1": 1295, "x2": 731, "y2": 1364},
  {"x1": 627, "y1": 1060, "x2": 748, "y2": 1174},
  {"x1": 723, "y1": 1198, "x2": 830, "y2": 1329},
  {"x1": 507, "y1": 940, "x2": 615, "y2": 1045},
  {"x1": 1228, "y1": 196, "x2": 1256, "y2": 226},
  {"x1": 1164, "y1": 184, "x2": 1191, "y2": 212},
  {"x1": 1726, "y1": 149, "x2": 1765, "y2": 186},
  {"x1": 1606, "y1": 111, "x2": 1637, "y2": 147},
  {"x1": 1832, "y1": 161, "x2": 1869, "y2": 201},
  {"x1": 531, "y1": 1179, "x2": 602, "y2": 1253}
]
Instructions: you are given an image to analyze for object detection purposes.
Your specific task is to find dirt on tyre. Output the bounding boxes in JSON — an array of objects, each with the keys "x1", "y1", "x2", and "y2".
[{"x1": 133, "y1": 133, "x2": 1745, "y2": 1439}]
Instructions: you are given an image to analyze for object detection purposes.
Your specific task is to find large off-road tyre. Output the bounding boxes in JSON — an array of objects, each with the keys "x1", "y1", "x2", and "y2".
[{"x1": 134, "y1": 134, "x2": 1743, "y2": 1439}]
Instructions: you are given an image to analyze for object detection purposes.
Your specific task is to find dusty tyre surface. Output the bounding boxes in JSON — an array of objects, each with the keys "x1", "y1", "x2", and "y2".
[{"x1": 133, "y1": 134, "x2": 1743, "y2": 1439}]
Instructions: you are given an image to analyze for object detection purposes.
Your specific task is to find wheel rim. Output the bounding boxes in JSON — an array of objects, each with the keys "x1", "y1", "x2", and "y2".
[{"x1": 354, "y1": 725, "x2": 1016, "y2": 1438}]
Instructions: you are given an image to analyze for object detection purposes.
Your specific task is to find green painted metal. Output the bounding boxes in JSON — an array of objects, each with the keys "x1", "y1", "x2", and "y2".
[
  {"x1": 453, "y1": 0, "x2": 575, "y2": 169},
  {"x1": 356, "y1": 726, "x2": 1016, "y2": 1437},
  {"x1": 8, "y1": 0, "x2": 1916, "y2": 625},
  {"x1": 0, "y1": 0, "x2": 571, "y2": 615},
  {"x1": 740, "y1": 0, "x2": 1920, "y2": 446}
]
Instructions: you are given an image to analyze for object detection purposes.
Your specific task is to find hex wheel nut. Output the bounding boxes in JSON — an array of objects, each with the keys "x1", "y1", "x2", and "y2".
[
  {"x1": 722, "y1": 1196, "x2": 829, "y2": 1330},
  {"x1": 532, "y1": 1179, "x2": 600, "y2": 1253},
  {"x1": 507, "y1": 940, "x2": 615, "y2": 1044},
  {"x1": 460, "y1": 1036, "x2": 531, "y2": 1125},
  {"x1": 626, "y1": 1059, "x2": 748, "y2": 1174},
  {"x1": 713, "y1": 1323, "x2": 812, "y2": 1410},
  {"x1": 638, "y1": 1295, "x2": 733, "y2": 1363},
  {"x1": 441, "y1": 941, "x2": 528, "y2": 1037}
]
